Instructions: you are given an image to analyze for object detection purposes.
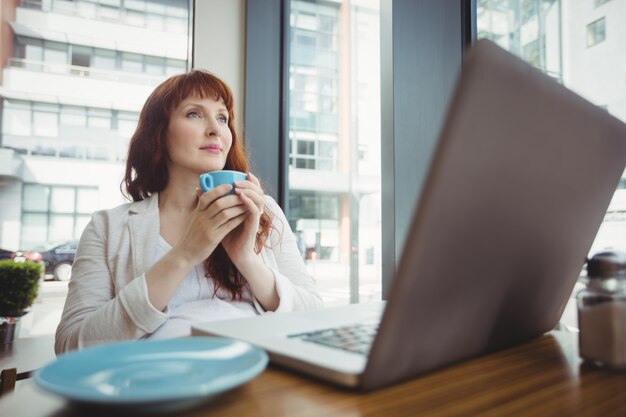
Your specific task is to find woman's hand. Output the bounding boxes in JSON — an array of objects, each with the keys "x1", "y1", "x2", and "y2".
[
  {"x1": 172, "y1": 184, "x2": 248, "y2": 268},
  {"x1": 221, "y1": 172, "x2": 266, "y2": 266}
]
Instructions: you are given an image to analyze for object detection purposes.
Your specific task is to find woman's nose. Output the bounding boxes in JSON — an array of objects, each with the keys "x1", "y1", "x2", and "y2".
[{"x1": 205, "y1": 118, "x2": 220, "y2": 136}]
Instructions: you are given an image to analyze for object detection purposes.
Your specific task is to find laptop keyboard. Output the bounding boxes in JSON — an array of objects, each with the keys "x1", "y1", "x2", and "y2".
[{"x1": 288, "y1": 322, "x2": 379, "y2": 355}]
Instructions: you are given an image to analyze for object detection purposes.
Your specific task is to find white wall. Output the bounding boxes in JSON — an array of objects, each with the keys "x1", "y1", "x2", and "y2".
[{"x1": 193, "y1": 0, "x2": 246, "y2": 138}]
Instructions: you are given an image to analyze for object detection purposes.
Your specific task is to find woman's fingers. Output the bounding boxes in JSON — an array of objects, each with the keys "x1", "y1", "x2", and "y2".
[
  {"x1": 196, "y1": 184, "x2": 233, "y2": 211},
  {"x1": 235, "y1": 173, "x2": 265, "y2": 212},
  {"x1": 247, "y1": 172, "x2": 261, "y2": 187},
  {"x1": 236, "y1": 189, "x2": 260, "y2": 215}
]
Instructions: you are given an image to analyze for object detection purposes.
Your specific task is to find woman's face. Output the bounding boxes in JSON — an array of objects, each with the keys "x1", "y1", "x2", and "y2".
[{"x1": 166, "y1": 95, "x2": 233, "y2": 179}]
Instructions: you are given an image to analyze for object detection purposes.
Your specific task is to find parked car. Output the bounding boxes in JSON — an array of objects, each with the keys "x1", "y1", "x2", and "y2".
[
  {"x1": 36, "y1": 240, "x2": 78, "y2": 281},
  {"x1": 0, "y1": 247, "x2": 42, "y2": 263}
]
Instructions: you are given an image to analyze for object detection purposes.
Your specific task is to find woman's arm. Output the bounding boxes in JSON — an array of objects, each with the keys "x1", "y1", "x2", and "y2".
[
  {"x1": 54, "y1": 212, "x2": 169, "y2": 354},
  {"x1": 252, "y1": 197, "x2": 324, "y2": 312}
]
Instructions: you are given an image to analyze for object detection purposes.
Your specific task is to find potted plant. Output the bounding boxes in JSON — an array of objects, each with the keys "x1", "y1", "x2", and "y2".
[{"x1": 0, "y1": 260, "x2": 42, "y2": 344}]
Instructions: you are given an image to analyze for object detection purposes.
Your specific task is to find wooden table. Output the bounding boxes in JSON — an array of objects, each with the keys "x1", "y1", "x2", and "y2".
[
  {"x1": 0, "y1": 335, "x2": 56, "y2": 395},
  {"x1": 1, "y1": 331, "x2": 625, "y2": 416}
]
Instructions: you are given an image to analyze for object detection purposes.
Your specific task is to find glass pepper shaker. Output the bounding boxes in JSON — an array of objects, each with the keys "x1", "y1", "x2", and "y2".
[{"x1": 577, "y1": 250, "x2": 626, "y2": 368}]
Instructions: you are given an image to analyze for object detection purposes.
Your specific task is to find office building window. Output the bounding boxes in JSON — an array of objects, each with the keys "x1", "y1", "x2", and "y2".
[
  {"x1": 11, "y1": 37, "x2": 186, "y2": 78},
  {"x1": 2, "y1": 99, "x2": 137, "y2": 160},
  {"x1": 287, "y1": 0, "x2": 381, "y2": 305},
  {"x1": 21, "y1": 0, "x2": 188, "y2": 33},
  {"x1": 587, "y1": 18, "x2": 606, "y2": 47},
  {"x1": 20, "y1": 184, "x2": 98, "y2": 249}
]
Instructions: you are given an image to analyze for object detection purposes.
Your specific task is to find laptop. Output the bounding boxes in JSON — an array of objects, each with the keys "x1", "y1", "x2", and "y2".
[{"x1": 192, "y1": 39, "x2": 626, "y2": 391}]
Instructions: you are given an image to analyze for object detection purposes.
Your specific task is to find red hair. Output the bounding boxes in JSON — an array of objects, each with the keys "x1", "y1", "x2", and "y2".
[{"x1": 123, "y1": 70, "x2": 274, "y2": 300}]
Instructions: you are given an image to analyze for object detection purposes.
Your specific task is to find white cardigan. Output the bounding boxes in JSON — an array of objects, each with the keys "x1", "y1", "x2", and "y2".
[{"x1": 55, "y1": 194, "x2": 324, "y2": 354}]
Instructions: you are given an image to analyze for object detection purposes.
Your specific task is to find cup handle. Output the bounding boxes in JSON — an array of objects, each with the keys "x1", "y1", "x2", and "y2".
[{"x1": 199, "y1": 174, "x2": 213, "y2": 192}]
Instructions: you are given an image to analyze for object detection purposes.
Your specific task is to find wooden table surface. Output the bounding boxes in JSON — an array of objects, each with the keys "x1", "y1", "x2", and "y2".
[
  {"x1": 1, "y1": 331, "x2": 626, "y2": 417},
  {"x1": 0, "y1": 335, "x2": 56, "y2": 378}
]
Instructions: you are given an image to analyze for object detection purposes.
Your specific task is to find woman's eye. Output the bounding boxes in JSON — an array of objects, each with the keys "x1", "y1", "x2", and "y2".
[
  {"x1": 186, "y1": 111, "x2": 201, "y2": 118},
  {"x1": 217, "y1": 115, "x2": 228, "y2": 124}
]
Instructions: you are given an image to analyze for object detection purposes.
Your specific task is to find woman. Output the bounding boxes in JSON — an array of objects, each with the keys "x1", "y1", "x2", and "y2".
[{"x1": 55, "y1": 70, "x2": 324, "y2": 353}]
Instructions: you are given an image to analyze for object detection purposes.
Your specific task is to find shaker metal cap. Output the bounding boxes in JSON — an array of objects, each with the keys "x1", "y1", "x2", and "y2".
[{"x1": 587, "y1": 251, "x2": 626, "y2": 278}]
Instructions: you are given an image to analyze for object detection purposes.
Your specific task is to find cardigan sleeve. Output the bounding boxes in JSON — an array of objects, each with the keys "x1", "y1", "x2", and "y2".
[
  {"x1": 54, "y1": 211, "x2": 168, "y2": 354},
  {"x1": 253, "y1": 197, "x2": 324, "y2": 313}
]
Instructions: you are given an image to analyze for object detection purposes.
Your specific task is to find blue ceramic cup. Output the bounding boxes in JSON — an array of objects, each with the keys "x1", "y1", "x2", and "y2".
[{"x1": 199, "y1": 170, "x2": 247, "y2": 193}]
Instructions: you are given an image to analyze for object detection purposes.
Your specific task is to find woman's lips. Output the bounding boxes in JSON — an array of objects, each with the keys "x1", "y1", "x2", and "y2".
[{"x1": 201, "y1": 144, "x2": 221, "y2": 154}]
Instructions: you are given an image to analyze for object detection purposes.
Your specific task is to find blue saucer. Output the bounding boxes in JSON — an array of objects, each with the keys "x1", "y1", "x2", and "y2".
[{"x1": 34, "y1": 337, "x2": 268, "y2": 411}]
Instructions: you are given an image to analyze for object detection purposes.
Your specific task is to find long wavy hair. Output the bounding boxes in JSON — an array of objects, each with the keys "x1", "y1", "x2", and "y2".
[{"x1": 123, "y1": 70, "x2": 274, "y2": 300}]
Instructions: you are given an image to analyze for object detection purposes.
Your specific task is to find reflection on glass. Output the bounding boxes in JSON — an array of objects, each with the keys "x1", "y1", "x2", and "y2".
[
  {"x1": 477, "y1": 0, "x2": 626, "y2": 254},
  {"x1": 288, "y1": 0, "x2": 381, "y2": 306}
]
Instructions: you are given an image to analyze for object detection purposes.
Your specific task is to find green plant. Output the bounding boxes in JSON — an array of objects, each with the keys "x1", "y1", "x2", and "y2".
[{"x1": 0, "y1": 260, "x2": 42, "y2": 317}]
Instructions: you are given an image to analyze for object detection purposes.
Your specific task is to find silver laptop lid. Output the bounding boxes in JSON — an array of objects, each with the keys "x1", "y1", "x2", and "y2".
[{"x1": 361, "y1": 39, "x2": 626, "y2": 390}]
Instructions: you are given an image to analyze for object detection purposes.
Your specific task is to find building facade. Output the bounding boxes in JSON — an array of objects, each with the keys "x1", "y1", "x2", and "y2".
[
  {"x1": 0, "y1": 0, "x2": 190, "y2": 250},
  {"x1": 287, "y1": 0, "x2": 382, "y2": 304}
]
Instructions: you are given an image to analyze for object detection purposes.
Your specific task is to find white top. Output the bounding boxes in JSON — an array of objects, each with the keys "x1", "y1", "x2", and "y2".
[
  {"x1": 55, "y1": 194, "x2": 324, "y2": 354},
  {"x1": 149, "y1": 235, "x2": 256, "y2": 339}
]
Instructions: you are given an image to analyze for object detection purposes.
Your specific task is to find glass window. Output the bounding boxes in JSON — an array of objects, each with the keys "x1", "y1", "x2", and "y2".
[
  {"x1": 117, "y1": 111, "x2": 138, "y2": 138},
  {"x1": 145, "y1": 56, "x2": 165, "y2": 75},
  {"x1": 3, "y1": 101, "x2": 32, "y2": 136},
  {"x1": 50, "y1": 187, "x2": 75, "y2": 213},
  {"x1": 20, "y1": 185, "x2": 98, "y2": 247},
  {"x1": 23, "y1": 185, "x2": 50, "y2": 212},
  {"x1": 20, "y1": 213, "x2": 47, "y2": 250},
  {"x1": 71, "y1": 45, "x2": 92, "y2": 68},
  {"x1": 60, "y1": 106, "x2": 87, "y2": 127},
  {"x1": 121, "y1": 52, "x2": 143, "y2": 73},
  {"x1": 88, "y1": 108, "x2": 112, "y2": 129},
  {"x1": 33, "y1": 110, "x2": 58, "y2": 137},
  {"x1": 49, "y1": 214, "x2": 74, "y2": 242},
  {"x1": 587, "y1": 18, "x2": 606, "y2": 47},
  {"x1": 287, "y1": 0, "x2": 382, "y2": 305},
  {"x1": 94, "y1": 48, "x2": 116, "y2": 70},
  {"x1": 166, "y1": 59, "x2": 186, "y2": 76},
  {"x1": 22, "y1": 38, "x2": 43, "y2": 64},
  {"x1": 43, "y1": 41, "x2": 68, "y2": 73}
]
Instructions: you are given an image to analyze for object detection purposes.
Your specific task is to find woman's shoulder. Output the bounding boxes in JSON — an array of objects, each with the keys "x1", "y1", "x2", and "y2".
[{"x1": 91, "y1": 195, "x2": 158, "y2": 223}]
